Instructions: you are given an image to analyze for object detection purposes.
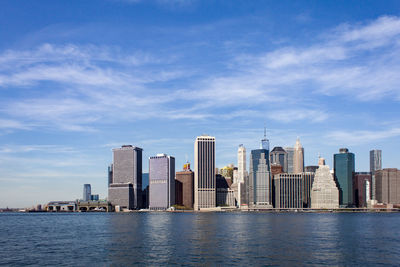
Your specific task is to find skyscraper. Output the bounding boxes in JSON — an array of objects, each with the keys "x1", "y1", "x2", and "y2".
[
  {"x1": 237, "y1": 145, "x2": 246, "y2": 184},
  {"x1": 108, "y1": 145, "x2": 143, "y2": 210},
  {"x1": 83, "y1": 184, "x2": 91, "y2": 201},
  {"x1": 311, "y1": 157, "x2": 339, "y2": 209},
  {"x1": 293, "y1": 138, "x2": 304, "y2": 173},
  {"x1": 285, "y1": 147, "x2": 294, "y2": 173},
  {"x1": 194, "y1": 135, "x2": 216, "y2": 210},
  {"x1": 149, "y1": 154, "x2": 175, "y2": 210},
  {"x1": 353, "y1": 172, "x2": 372, "y2": 207},
  {"x1": 175, "y1": 164, "x2": 194, "y2": 209},
  {"x1": 375, "y1": 168, "x2": 400, "y2": 205},
  {"x1": 334, "y1": 148, "x2": 355, "y2": 207},
  {"x1": 270, "y1": 147, "x2": 287, "y2": 172},
  {"x1": 274, "y1": 173, "x2": 303, "y2": 208},
  {"x1": 370, "y1": 149, "x2": 382, "y2": 173},
  {"x1": 249, "y1": 149, "x2": 272, "y2": 207}
]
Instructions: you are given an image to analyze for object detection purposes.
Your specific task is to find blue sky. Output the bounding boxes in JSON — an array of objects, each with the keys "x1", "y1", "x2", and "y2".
[{"x1": 1, "y1": 0, "x2": 400, "y2": 208}]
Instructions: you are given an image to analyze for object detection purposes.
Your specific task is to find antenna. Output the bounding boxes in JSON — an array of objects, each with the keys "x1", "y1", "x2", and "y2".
[{"x1": 264, "y1": 123, "x2": 266, "y2": 138}]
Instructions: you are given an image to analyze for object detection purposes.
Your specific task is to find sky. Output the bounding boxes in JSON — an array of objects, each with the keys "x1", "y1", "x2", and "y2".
[{"x1": 1, "y1": 0, "x2": 400, "y2": 208}]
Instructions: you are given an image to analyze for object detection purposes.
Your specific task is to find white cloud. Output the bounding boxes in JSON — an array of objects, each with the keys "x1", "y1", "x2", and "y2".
[{"x1": 326, "y1": 128, "x2": 400, "y2": 145}]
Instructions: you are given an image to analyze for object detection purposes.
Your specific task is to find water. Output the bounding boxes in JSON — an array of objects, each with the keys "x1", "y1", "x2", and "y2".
[{"x1": 1, "y1": 212, "x2": 400, "y2": 266}]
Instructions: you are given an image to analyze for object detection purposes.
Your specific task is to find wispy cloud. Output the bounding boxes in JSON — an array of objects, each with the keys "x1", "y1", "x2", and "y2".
[{"x1": 326, "y1": 127, "x2": 400, "y2": 145}]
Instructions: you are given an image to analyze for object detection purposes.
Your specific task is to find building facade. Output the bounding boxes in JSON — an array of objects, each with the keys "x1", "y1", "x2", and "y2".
[
  {"x1": 285, "y1": 147, "x2": 294, "y2": 173},
  {"x1": 311, "y1": 158, "x2": 339, "y2": 209},
  {"x1": 353, "y1": 172, "x2": 372, "y2": 207},
  {"x1": 375, "y1": 168, "x2": 400, "y2": 205},
  {"x1": 108, "y1": 145, "x2": 143, "y2": 210},
  {"x1": 175, "y1": 168, "x2": 194, "y2": 209},
  {"x1": 216, "y1": 174, "x2": 236, "y2": 207},
  {"x1": 194, "y1": 135, "x2": 216, "y2": 210},
  {"x1": 334, "y1": 148, "x2": 355, "y2": 207},
  {"x1": 149, "y1": 154, "x2": 175, "y2": 210},
  {"x1": 83, "y1": 184, "x2": 91, "y2": 201},
  {"x1": 293, "y1": 138, "x2": 304, "y2": 173},
  {"x1": 274, "y1": 173, "x2": 303, "y2": 208},
  {"x1": 249, "y1": 149, "x2": 272, "y2": 207},
  {"x1": 270, "y1": 147, "x2": 287, "y2": 173},
  {"x1": 237, "y1": 145, "x2": 247, "y2": 184},
  {"x1": 370, "y1": 149, "x2": 382, "y2": 200}
]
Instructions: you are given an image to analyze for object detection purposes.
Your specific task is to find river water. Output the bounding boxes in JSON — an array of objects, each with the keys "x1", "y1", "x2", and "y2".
[{"x1": 1, "y1": 212, "x2": 399, "y2": 266}]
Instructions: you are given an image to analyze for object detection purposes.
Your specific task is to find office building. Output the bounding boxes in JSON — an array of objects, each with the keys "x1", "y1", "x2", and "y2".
[
  {"x1": 108, "y1": 164, "x2": 113, "y2": 186},
  {"x1": 83, "y1": 184, "x2": 91, "y2": 201},
  {"x1": 271, "y1": 163, "x2": 283, "y2": 178},
  {"x1": 274, "y1": 173, "x2": 303, "y2": 208},
  {"x1": 175, "y1": 164, "x2": 194, "y2": 209},
  {"x1": 370, "y1": 149, "x2": 382, "y2": 200},
  {"x1": 285, "y1": 147, "x2": 294, "y2": 173},
  {"x1": 334, "y1": 148, "x2": 355, "y2": 207},
  {"x1": 305, "y1": 166, "x2": 319, "y2": 173},
  {"x1": 216, "y1": 174, "x2": 236, "y2": 207},
  {"x1": 108, "y1": 145, "x2": 143, "y2": 210},
  {"x1": 149, "y1": 154, "x2": 175, "y2": 210},
  {"x1": 194, "y1": 135, "x2": 216, "y2": 210},
  {"x1": 237, "y1": 145, "x2": 247, "y2": 184},
  {"x1": 249, "y1": 148, "x2": 272, "y2": 207},
  {"x1": 375, "y1": 168, "x2": 400, "y2": 205},
  {"x1": 302, "y1": 172, "x2": 315, "y2": 208},
  {"x1": 311, "y1": 157, "x2": 339, "y2": 209},
  {"x1": 353, "y1": 172, "x2": 372, "y2": 207},
  {"x1": 293, "y1": 138, "x2": 304, "y2": 173},
  {"x1": 90, "y1": 194, "x2": 99, "y2": 201},
  {"x1": 270, "y1": 147, "x2": 287, "y2": 173}
]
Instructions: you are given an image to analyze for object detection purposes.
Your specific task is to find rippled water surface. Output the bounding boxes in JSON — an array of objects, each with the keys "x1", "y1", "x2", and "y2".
[{"x1": 1, "y1": 212, "x2": 400, "y2": 266}]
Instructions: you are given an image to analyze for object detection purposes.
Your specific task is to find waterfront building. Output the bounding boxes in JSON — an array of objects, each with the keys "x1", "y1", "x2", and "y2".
[
  {"x1": 249, "y1": 148, "x2": 272, "y2": 207},
  {"x1": 274, "y1": 173, "x2": 303, "y2": 209},
  {"x1": 90, "y1": 194, "x2": 99, "y2": 201},
  {"x1": 302, "y1": 172, "x2": 315, "y2": 208},
  {"x1": 216, "y1": 174, "x2": 236, "y2": 207},
  {"x1": 83, "y1": 184, "x2": 91, "y2": 201},
  {"x1": 108, "y1": 145, "x2": 143, "y2": 210},
  {"x1": 47, "y1": 201, "x2": 77, "y2": 212},
  {"x1": 370, "y1": 149, "x2": 382, "y2": 200},
  {"x1": 375, "y1": 168, "x2": 400, "y2": 205},
  {"x1": 285, "y1": 147, "x2": 294, "y2": 173},
  {"x1": 293, "y1": 138, "x2": 304, "y2": 173},
  {"x1": 194, "y1": 135, "x2": 216, "y2": 210},
  {"x1": 305, "y1": 166, "x2": 319, "y2": 173},
  {"x1": 149, "y1": 154, "x2": 175, "y2": 210},
  {"x1": 334, "y1": 148, "x2": 355, "y2": 207},
  {"x1": 175, "y1": 165, "x2": 194, "y2": 209},
  {"x1": 237, "y1": 145, "x2": 247, "y2": 184},
  {"x1": 270, "y1": 147, "x2": 287, "y2": 173},
  {"x1": 108, "y1": 164, "x2": 113, "y2": 186},
  {"x1": 353, "y1": 172, "x2": 372, "y2": 207},
  {"x1": 311, "y1": 158, "x2": 339, "y2": 209}
]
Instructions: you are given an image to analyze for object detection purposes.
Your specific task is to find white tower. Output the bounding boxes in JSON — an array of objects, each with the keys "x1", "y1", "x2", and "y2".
[
  {"x1": 237, "y1": 144, "x2": 246, "y2": 184},
  {"x1": 293, "y1": 138, "x2": 304, "y2": 173}
]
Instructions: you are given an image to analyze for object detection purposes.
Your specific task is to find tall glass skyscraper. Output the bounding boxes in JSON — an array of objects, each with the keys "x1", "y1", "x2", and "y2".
[
  {"x1": 248, "y1": 148, "x2": 272, "y2": 207},
  {"x1": 334, "y1": 148, "x2": 355, "y2": 207},
  {"x1": 149, "y1": 154, "x2": 175, "y2": 210},
  {"x1": 83, "y1": 184, "x2": 91, "y2": 201}
]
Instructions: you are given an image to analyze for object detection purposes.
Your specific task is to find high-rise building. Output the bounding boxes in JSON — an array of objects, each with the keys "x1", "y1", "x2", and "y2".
[
  {"x1": 149, "y1": 154, "x2": 175, "y2": 210},
  {"x1": 302, "y1": 172, "x2": 315, "y2": 208},
  {"x1": 83, "y1": 184, "x2": 91, "y2": 201},
  {"x1": 311, "y1": 157, "x2": 339, "y2": 209},
  {"x1": 375, "y1": 168, "x2": 400, "y2": 205},
  {"x1": 249, "y1": 149, "x2": 272, "y2": 207},
  {"x1": 108, "y1": 164, "x2": 113, "y2": 186},
  {"x1": 305, "y1": 166, "x2": 319, "y2": 173},
  {"x1": 216, "y1": 174, "x2": 236, "y2": 207},
  {"x1": 261, "y1": 127, "x2": 269, "y2": 151},
  {"x1": 353, "y1": 172, "x2": 372, "y2": 207},
  {"x1": 270, "y1": 147, "x2": 287, "y2": 172},
  {"x1": 285, "y1": 147, "x2": 294, "y2": 173},
  {"x1": 108, "y1": 145, "x2": 143, "y2": 210},
  {"x1": 334, "y1": 148, "x2": 355, "y2": 207},
  {"x1": 370, "y1": 149, "x2": 382, "y2": 200},
  {"x1": 175, "y1": 164, "x2": 194, "y2": 209},
  {"x1": 237, "y1": 145, "x2": 247, "y2": 184},
  {"x1": 293, "y1": 138, "x2": 304, "y2": 173},
  {"x1": 194, "y1": 135, "x2": 216, "y2": 210},
  {"x1": 370, "y1": 150, "x2": 382, "y2": 173},
  {"x1": 274, "y1": 173, "x2": 303, "y2": 208}
]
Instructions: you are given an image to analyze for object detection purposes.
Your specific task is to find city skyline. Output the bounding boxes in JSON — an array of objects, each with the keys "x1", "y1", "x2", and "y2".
[{"x1": 1, "y1": 1, "x2": 400, "y2": 207}]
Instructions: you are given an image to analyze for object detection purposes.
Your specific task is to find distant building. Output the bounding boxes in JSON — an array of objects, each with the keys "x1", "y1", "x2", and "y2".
[
  {"x1": 370, "y1": 149, "x2": 382, "y2": 200},
  {"x1": 302, "y1": 172, "x2": 315, "y2": 208},
  {"x1": 305, "y1": 166, "x2": 319, "y2": 173},
  {"x1": 311, "y1": 158, "x2": 339, "y2": 209},
  {"x1": 285, "y1": 147, "x2": 294, "y2": 173},
  {"x1": 47, "y1": 201, "x2": 77, "y2": 212},
  {"x1": 216, "y1": 174, "x2": 236, "y2": 207},
  {"x1": 334, "y1": 148, "x2": 355, "y2": 207},
  {"x1": 293, "y1": 138, "x2": 304, "y2": 173},
  {"x1": 375, "y1": 168, "x2": 400, "y2": 205},
  {"x1": 90, "y1": 194, "x2": 99, "y2": 201},
  {"x1": 83, "y1": 184, "x2": 91, "y2": 201},
  {"x1": 249, "y1": 149, "x2": 272, "y2": 207},
  {"x1": 175, "y1": 165, "x2": 194, "y2": 209},
  {"x1": 194, "y1": 135, "x2": 216, "y2": 210},
  {"x1": 270, "y1": 147, "x2": 287, "y2": 173},
  {"x1": 108, "y1": 164, "x2": 113, "y2": 186},
  {"x1": 353, "y1": 172, "x2": 372, "y2": 207},
  {"x1": 274, "y1": 174, "x2": 303, "y2": 208},
  {"x1": 271, "y1": 163, "x2": 283, "y2": 178},
  {"x1": 108, "y1": 145, "x2": 143, "y2": 210},
  {"x1": 149, "y1": 154, "x2": 175, "y2": 210},
  {"x1": 237, "y1": 145, "x2": 247, "y2": 184}
]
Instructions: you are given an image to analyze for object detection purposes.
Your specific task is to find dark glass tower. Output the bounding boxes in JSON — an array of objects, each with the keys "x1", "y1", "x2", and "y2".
[{"x1": 334, "y1": 148, "x2": 355, "y2": 207}]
